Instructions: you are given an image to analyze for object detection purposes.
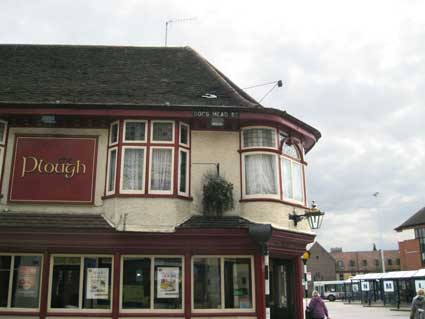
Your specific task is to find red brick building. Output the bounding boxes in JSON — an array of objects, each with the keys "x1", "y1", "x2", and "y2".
[{"x1": 399, "y1": 239, "x2": 422, "y2": 270}]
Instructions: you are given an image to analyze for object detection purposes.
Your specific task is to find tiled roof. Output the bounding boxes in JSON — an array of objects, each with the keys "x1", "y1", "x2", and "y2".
[
  {"x1": 0, "y1": 212, "x2": 114, "y2": 231},
  {"x1": 176, "y1": 215, "x2": 255, "y2": 229},
  {"x1": 0, "y1": 44, "x2": 259, "y2": 108},
  {"x1": 395, "y1": 206, "x2": 425, "y2": 231}
]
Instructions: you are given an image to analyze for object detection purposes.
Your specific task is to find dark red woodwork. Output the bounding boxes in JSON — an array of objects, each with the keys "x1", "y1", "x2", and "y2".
[
  {"x1": 0, "y1": 225, "x2": 314, "y2": 319},
  {"x1": 39, "y1": 252, "x2": 50, "y2": 319}
]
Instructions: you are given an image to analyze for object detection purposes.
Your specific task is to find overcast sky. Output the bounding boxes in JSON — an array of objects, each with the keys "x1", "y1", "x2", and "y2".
[{"x1": 1, "y1": 0, "x2": 424, "y2": 251}]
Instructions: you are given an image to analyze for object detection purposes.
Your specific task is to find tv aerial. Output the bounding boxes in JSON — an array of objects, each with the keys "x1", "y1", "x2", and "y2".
[{"x1": 164, "y1": 17, "x2": 197, "y2": 46}]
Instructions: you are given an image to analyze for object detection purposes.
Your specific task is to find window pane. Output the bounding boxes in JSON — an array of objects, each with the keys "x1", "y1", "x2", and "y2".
[
  {"x1": 51, "y1": 257, "x2": 81, "y2": 309},
  {"x1": 108, "y1": 149, "x2": 117, "y2": 192},
  {"x1": 292, "y1": 162, "x2": 304, "y2": 202},
  {"x1": 110, "y1": 123, "x2": 118, "y2": 144},
  {"x1": 243, "y1": 128, "x2": 275, "y2": 148},
  {"x1": 282, "y1": 143, "x2": 300, "y2": 159},
  {"x1": 122, "y1": 258, "x2": 151, "y2": 309},
  {"x1": 125, "y1": 122, "x2": 146, "y2": 141},
  {"x1": 180, "y1": 125, "x2": 189, "y2": 145},
  {"x1": 245, "y1": 154, "x2": 277, "y2": 195},
  {"x1": 154, "y1": 258, "x2": 182, "y2": 309},
  {"x1": 0, "y1": 256, "x2": 11, "y2": 307},
  {"x1": 150, "y1": 149, "x2": 172, "y2": 191},
  {"x1": 224, "y1": 258, "x2": 252, "y2": 309},
  {"x1": 123, "y1": 148, "x2": 145, "y2": 191},
  {"x1": 11, "y1": 256, "x2": 41, "y2": 308},
  {"x1": 153, "y1": 123, "x2": 173, "y2": 142},
  {"x1": 179, "y1": 151, "x2": 188, "y2": 194},
  {"x1": 193, "y1": 258, "x2": 221, "y2": 309},
  {"x1": 0, "y1": 122, "x2": 5, "y2": 143},
  {"x1": 83, "y1": 257, "x2": 112, "y2": 309},
  {"x1": 282, "y1": 158, "x2": 293, "y2": 199}
]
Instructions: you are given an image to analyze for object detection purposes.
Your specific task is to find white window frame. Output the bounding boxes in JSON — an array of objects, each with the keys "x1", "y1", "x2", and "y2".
[
  {"x1": 191, "y1": 255, "x2": 255, "y2": 313},
  {"x1": 148, "y1": 146, "x2": 174, "y2": 195},
  {"x1": 106, "y1": 147, "x2": 118, "y2": 196},
  {"x1": 120, "y1": 146, "x2": 147, "y2": 194},
  {"x1": 119, "y1": 255, "x2": 184, "y2": 313},
  {"x1": 47, "y1": 254, "x2": 114, "y2": 313},
  {"x1": 109, "y1": 121, "x2": 119, "y2": 146},
  {"x1": 0, "y1": 119, "x2": 8, "y2": 145},
  {"x1": 281, "y1": 154, "x2": 305, "y2": 204},
  {"x1": 150, "y1": 121, "x2": 175, "y2": 144},
  {"x1": 179, "y1": 122, "x2": 190, "y2": 147},
  {"x1": 0, "y1": 253, "x2": 43, "y2": 311},
  {"x1": 177, "y1": 148, "x2": 190, "y2": 197},
  {"x1": 0, "y1": 147, "x2": 4, "y2": 182},
  {"x1": 241, "y1": 152, "x2": 280, "y2": 200},
  {"x1": 123, "y1": 120, "x2": 147, "y2": 143},
  {"x1": 241, "y1": 126, "x2": 278, "y2": 150}
]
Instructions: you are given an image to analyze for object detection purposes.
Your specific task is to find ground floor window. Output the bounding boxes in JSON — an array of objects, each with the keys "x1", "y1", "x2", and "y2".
[
  {"x1": 193, "y1": 256, "x2": 253, "y2": 310},
  {"x1": 0, "y1": 254, "x2": 42, "y2": 309},
  {"x1": 121, "y1": 256, "x2": 183, "y2": 311},
  {"x1": 50, "y1": 255, "x2": 112, "y2": 310}
]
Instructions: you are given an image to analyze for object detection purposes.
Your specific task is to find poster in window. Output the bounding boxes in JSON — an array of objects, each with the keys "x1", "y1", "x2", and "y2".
[
  {"x1": 86, "y1": 268, "x2": 109, "y2": 299},
  {"x1": 16, "y1": 266, "x2": 39, "y2": 297},
  {"x1": 383, "y1": 280, "x2": 394, "y2": 292},
  {"x1": 352, "y1": 283, "x2": 359, "y2": 292},
  {"x1": 157, "y1": 267, "x2": 179, "y2": 298},
  {"x1": 361, "y1": 281, "x2": 370, "y2": 291},
  {"x1": 416, "y1": 280, "x2": 425, "y2": 291}
]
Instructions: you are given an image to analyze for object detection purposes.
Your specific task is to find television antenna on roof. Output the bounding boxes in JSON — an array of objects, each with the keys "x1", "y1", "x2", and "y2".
[{"x1": 165, "y1": 17, "x2": 197, "y2": 47}]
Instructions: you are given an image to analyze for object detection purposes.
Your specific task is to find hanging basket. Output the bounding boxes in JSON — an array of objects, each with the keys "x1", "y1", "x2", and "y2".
[{"x1": 202, "y1": 173, "x2": 234, "y2": 216}]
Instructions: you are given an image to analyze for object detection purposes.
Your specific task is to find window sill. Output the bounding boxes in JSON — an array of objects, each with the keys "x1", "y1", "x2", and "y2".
[
  {"x1": 240, "y1": 198, "x2": 308, "y2": 209},
  {"x1": 102, "y1": 194, "x2": 193, "y2": 201}
]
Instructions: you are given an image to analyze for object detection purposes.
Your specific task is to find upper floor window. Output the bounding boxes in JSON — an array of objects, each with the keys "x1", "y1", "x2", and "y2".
[
  {"x1": 374, "y1": 259, "x2": 379, "y2": 267},
  {"x1": 387, "y1": 259, "x2": 393, "y2": 266},
  {"x1": 123, "y1": 120, "x2": 147, "y2": 142},
  {"x1": 336, "y1": 260, "x2": 344, "y2": 268},
  {"x1": 242, "y1": 127, "x2": 277, "y2": 149},
  {"x1": 362, "y1": 260, "x2": 367, "y2": 267},
  {"x1": 106, "y1": 120, "x2": 190, "y2": 198},
  {"x1": 241, "y1": 126, "x2": 306, "y2": 204},
  {"x1": 349, "y1": 260, "x2": 355, "y2": 267}
]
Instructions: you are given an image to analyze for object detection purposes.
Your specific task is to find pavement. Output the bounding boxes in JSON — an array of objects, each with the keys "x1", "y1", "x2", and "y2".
[{"x1": 324, "y1": 301, "x2": 410, "y2": 319}]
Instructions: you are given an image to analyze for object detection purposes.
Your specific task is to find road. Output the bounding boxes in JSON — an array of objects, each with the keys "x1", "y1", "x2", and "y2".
[{"x1": 324, "y1": 301, "x2": 409, "y2": 319}]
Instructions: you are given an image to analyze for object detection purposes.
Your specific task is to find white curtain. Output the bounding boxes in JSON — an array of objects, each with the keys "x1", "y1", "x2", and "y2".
[
  {"x1": 245, "y1": 154, "x2": 277, "y2": 195},
  {"x1": 123, "y1": 148, "x2": 144, "y2": 190},
  {"x1": 292, "y1": 162, "x2": 304, "y2": 201},
  {"x1": 108, "y1": 150, "x2": 117, "y2": 192},
  {"x1": 151, "y1": 148, "x2": 172, "y2": 191},
  {"x1": 282, "y1": 158, "x2": 293, "y2": 199},
  {"x1": 243, "y1": 128, "x2": 275, "y2": 148}
]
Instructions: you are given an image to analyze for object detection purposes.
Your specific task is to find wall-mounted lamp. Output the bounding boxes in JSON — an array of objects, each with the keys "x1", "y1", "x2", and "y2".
[{"x1": 289, "y1": 201, "x2": 325, "y2": 229}]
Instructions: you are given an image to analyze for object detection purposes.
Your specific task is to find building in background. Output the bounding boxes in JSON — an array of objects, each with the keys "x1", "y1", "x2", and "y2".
[
  {"x1": 330, "y1": 247, "x2": 400, "y2": 279},
  {"x1": 0, "y1": 44, "x2": 322, "y2": 319},
  {"x1": 395, "y1": 206, "x2": 425, "y2": 270},
  {"x1": 306, "y1": 242, "x2": 336, "y2": 294}
]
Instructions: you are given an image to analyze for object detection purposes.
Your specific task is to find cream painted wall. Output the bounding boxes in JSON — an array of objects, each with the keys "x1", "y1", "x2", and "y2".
[{"x1": 0, "y1": 127, "x2": 311, "y2": 234}]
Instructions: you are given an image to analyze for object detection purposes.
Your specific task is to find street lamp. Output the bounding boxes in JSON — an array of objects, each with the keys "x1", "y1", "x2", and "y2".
[{"x1": 289, "y1": 201, "x2": 325, "y2": 229}]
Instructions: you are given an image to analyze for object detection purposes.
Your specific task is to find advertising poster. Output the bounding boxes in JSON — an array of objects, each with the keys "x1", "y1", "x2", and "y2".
[
  {"x1": 352, "y1": 284, "x2": 359, "y2": 292},
  {"x1": 416, "y1": 280, "x2": 425, "y2": 291},
  {"x1": 16, "y1": 266, "x2": 39, "y2": 297},
  {"x1": 157, "y1": 267, "x2": 179, "y2": 298},
  {"x1": 86, "y1": 268, "x2": 109, "y2": 299},
  {"x1": 361, "y1": 281, "x2": 370, "y2": 291},
  {"x1": 383, "y1": 280, "x2": 394, "y2": 292}
]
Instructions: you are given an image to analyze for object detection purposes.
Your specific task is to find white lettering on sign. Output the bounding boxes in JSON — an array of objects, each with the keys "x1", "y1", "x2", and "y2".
[{"x1": 192, "y1": 111, "x2": 239, "y2": 118}]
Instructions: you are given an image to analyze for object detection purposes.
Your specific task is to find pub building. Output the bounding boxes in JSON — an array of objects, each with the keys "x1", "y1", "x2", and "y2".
[{"x1": 0, "y1": 44, "x2": 322, "y2": 319}]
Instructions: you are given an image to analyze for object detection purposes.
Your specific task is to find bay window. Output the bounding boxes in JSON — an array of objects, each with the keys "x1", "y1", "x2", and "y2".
[
  {"x1": 0, "y1": 120, "x2": 7, "y2": 184},
  {"x1": 241, "y1": 126, "x2": 306, "y2": 204},
  {"x1": 281, "y1": 143, "x2": 304, "y2": 202},
  {"x1": 0, "y1": 254, "x2": 42, "y2": 309},
  {"x1": 121, "y1": 147, "x2": 145, "y2": 193},
  {"x1": 121, "y1": 256, "x2": 183, "y2": 311},
  {"x1": 50, "y1": 255, "x2": 112, "y2": 310},
  {"x1": 106, "y1": 120, "x2": 190, "y2": 198},
  {"x1": 149, "y1": 148, "x2": 173, "y2": 193},
  {"x1": 193, "y1": 257, "x2": 253, "y2": 310}
]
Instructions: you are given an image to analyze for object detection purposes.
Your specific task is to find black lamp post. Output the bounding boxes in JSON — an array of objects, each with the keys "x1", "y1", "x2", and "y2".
[{"x1": 289, "y1": 201, "x2": 325, "y2": 229}]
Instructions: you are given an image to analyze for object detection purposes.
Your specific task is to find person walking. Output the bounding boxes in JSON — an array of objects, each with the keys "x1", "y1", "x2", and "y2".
[
  {"x1": 307, "y1": 290, "x2": 330, "y2": 319},
  {"x1": 411, "y1": 288, "x2": 425, "y2": 319}
]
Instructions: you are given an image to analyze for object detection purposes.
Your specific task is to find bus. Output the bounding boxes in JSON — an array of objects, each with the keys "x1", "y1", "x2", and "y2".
[{"x1": 313, "y1": 280, "x2": 351, "y2": 301}]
